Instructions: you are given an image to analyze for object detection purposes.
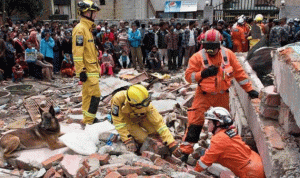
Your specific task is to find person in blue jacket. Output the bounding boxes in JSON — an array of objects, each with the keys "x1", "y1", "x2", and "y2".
[
  {"x1": 128, "y1": 22, "x2": 143, "y2": 70},
  {"x1": 40, "y1": 29, "x2": 55, "y2": 64}
]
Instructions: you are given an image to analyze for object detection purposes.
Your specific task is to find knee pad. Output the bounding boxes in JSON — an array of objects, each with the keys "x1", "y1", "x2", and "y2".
[{"x1": 88, "y1": 96, "x2": 100, "y2": 114}]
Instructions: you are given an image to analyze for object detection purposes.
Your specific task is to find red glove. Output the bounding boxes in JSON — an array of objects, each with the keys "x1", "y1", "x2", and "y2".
[
  {"x1": 124, "y1": 138, "x2": 137, "y2": 152},
  {"x1": 169, "y1": 141, "x2": 182, "y2": 158}
]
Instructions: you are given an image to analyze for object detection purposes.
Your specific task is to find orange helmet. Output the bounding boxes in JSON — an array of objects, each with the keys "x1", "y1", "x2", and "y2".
[{"x1": 203, "y1": 29, "x2": 223, "y2": 51}]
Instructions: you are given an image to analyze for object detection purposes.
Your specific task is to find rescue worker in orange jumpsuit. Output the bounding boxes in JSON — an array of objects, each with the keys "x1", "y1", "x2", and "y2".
[
  {"x1": 195, "y1": 107, "x2": 265, "y2": 178},
  {"x1": 242, "y1": 19, "x2": 250, "y2": 52},
  {"x1": 231, "y1": 19, "x2": 246, "y2": 52},
  {"x1": 180, "y1": 29, "x2": 259, "y2": 162}
]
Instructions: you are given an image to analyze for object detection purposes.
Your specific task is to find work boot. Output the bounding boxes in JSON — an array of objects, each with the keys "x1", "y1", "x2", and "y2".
[
  {"x1": 181, "y1": 153, "x2": 189, "y2": 163},
  {"x1": 93, "y1": 117, "x2": 100, "y2": 124}
]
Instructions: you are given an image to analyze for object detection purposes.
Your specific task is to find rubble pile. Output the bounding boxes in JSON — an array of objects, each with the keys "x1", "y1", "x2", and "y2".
[{"x1": 0, "y1": 70, "x2": 233, "y2": 178}]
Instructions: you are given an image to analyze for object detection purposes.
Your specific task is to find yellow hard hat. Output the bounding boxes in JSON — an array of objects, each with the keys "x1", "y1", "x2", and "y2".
[
  {"x1": 254, "y1": 14, "x2": 263, "y2": 22},
  {"x1": 127, "y1": 85, "x2": 151, "y2": 107},
  {"x1": 78, "y1": 0, "x2": 100, "y2": 15}
]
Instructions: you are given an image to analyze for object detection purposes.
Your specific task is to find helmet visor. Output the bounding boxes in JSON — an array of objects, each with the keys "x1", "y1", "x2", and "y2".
[
  {"x1": 131, "y1": 95, "x2": 152, "y2": 108},
  {"x1": 91, "y1": 3, "x2": 100, "y2": 11},
  {"x1": 203, "y1": 42, "x2": 220, "y2": 52}
]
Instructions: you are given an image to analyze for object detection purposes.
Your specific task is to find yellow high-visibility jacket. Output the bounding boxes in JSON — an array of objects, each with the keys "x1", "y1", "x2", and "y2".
[
  {"x1": 111, "y1": 91, "x2": 175, "y2": 146},
  {"x1": 72, "y1": 17, "x2": 100, "y2": 84}
]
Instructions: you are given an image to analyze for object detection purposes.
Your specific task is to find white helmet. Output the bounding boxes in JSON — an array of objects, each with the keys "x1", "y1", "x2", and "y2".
[
  {"x1": 237, "y1": 18, "x2": 244, "y2": 24},
  {"x1": 254, "y1": 14, "x2": 263, "y2": 22},
  {"x1": 204, "y1": 107, "x2": 233, "y2": 128}
]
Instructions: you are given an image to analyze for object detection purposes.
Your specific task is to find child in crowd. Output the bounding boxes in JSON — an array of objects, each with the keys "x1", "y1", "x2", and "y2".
[
  {"x1": 25, "y1": 42, "x2": 38, "y2": 64},
  {"x1": 12, "y1": 63, "x2": 24, "y2": 82},
  {"x1": 118, "y1": 51, "x2": 130, "y2": 69},
  {"x1": 103, "y1": 37, "x2": 114, "y2": 55},
  {"x1": 147, "y1": 45, "x2": 163, "y2": 71},
  {"x1": 61, "y1": 53, "x2": 75, "y2": 77},
  {"x1": 101, "y1": 50, "x2": 114, "y2": 76}
]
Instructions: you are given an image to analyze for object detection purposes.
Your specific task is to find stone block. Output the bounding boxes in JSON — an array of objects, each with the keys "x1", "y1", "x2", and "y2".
[
  {"x1": 260, "y1": 85, "x2": 281, "y2": 107},
  {"x1": 141, "y1": 151, "x2": 161, "y2": 162},
  {"x1": 60, "y1": 154, "x2": 83, "y2": 178},
  {"x1": 264, "y1": 126, "x2": 285, "y2": 150},
  {"x1": 117, "y1": 165, "x2": 144, "y2": 176},
  {"x1": 42, "y1": 154, "x2": 64, "y2": 169}
]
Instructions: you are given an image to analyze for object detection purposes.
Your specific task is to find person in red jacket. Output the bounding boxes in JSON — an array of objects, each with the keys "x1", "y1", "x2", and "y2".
[
  {"x1": 180, "y1": 29, "x2": 259, "y2": 162},
  {"x1": 194, "y1": 107, "x2": 265, "y2": 178},
  {"x1": 102, "y1": 28, "x2": 115, "y2": 44},
  {"x1": 231, "y1": 19, "x2": 246, "y2": 52}
]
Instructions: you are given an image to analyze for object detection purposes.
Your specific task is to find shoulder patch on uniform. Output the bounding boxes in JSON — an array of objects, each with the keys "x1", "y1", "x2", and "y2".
[
  {"x1": 233, "y1": 29, "x2": 239, "y2": 32},
  {"x1": 76, "y1": 35, "x2": 84, "y2": 46},
  {"x1": 225, "y1": 129, "x2": 237, "y2": 138},
  {"x1": 112, "y1": 105, "x2": 119, "y2": 116}
]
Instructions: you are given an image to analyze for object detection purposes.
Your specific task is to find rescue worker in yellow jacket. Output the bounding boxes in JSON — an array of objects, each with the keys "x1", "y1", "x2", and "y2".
[
  {"x1": 111, "y1": 84, "x2": 181, "y2": 157},
  {"x1": 73, "y1": 0, "x2": 101, "y2": 124}
]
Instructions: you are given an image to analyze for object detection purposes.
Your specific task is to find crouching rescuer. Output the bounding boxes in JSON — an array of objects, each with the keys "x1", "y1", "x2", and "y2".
[
  {"x1": 180, "y1": 29, "x2": 259, "y2": 161},
  {"x1": 110, "y1": 84, "x2": 182, "y2": 157},
  {"x1": 195, "y1": 107, "x2": 265, "y2": 178},
  {"x1": 73, "y1": 0, "x2": 101, "y2": 124}
]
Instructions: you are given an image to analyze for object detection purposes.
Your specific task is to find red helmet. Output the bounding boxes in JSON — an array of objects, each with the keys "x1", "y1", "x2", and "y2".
[{"x1": 203, "y1": 29, "x2": 223, "y2": 52}]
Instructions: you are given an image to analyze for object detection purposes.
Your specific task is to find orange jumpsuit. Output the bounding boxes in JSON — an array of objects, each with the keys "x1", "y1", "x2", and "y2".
[
  {"x1": 231, "y1": 26, "x2": 246, "y2": 52},
  {"x1": 181, "y1": 47, "x2": 253, "y2": 154},
  {"x1": 242, "y1": 24, "x2": 250, "y2": 52},
  {"x1": 195, "y1": 129, "x2": 265, "y2": 178}
]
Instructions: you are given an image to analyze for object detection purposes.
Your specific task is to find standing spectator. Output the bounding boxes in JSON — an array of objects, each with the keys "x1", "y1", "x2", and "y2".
[
  {"x1": 119, "y1": 50, "x2": 130, "y2": 69},
  {"x1": 0, "y1": 36, "x2": 7, "y2": 79},
  {"x1": 183, "y1": 21, "x2": 197, "y2": 67},
  {"x1": 14, "y1": 33, "x2": 25, "y2": 56},
  {"x1": 143, "y1": 27, "x2": 156, "y2": 67},
  {"x1": 26, "y1": 31, "x2": 39, "y2": 50},
  {"x1": 165, "y1": 25, "x2": 179, "y2": 70},
  {"x1": 269, "y1": 19, "x2": 287, "y2": 48},
  {"x1": 4, "y1": 34, "x2": 16, "y2": 78},
  {"x1": 40, "y1": 29, "x2": 55, "y2": 64},
  {"x1": 117, "y1": 28, "x2": 129, "y2": 54},
  {"x1": 128, "y1": 23, "x2": 143, "y2": 70},
  {"x1": 41, "y1": 22, "x2": 51, "y2": 39},
  {"x1": 52, "y1": 32, "x2": 62, "y2": 74},
  {"x1": 147, "y1": 45, "x2": 162, "y2": 71},
  {"x1": 139, "y1": 24, "x2": 147, "y2": 64},
  {"x1": 61, "y1": 31, "x2": 72, "y2": 58},
  {"x1": 36, "y1": 26, "x2": 42, "y2": 43},
  {"x1": 101, "y1": 50, "x2": 114, "y2": 76},
  {"x1": 175, "y1": 23, "x2": 185, "y2": 69},
  {"x1": 155, "y1": 22, "x2": 168, "y2": 65}
]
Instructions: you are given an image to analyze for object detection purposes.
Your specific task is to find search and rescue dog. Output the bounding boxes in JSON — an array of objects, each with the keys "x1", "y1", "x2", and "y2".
[{"x1": 0, "y1": 106, "x2": 65, "y2": 166}]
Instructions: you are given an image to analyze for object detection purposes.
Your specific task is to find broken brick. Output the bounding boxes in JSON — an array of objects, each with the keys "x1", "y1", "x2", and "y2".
[
  {"x1": 142, "y1": 151, "x2": 161, "y2": 162},
  {"x1": 260, "y1": 85, "x2": 280, "y2": 107},
  {"x1": 264, "y1": 126, "x2": 285, "y2": 150},
  {"x1": 76, "y1": 166, "x2": 89, "y2": 178},
  {"x1": 60, "y1": 154, "x2": 83, "y2": 177},
  {"x1": 259, "y1": 103, "x2": 279, "y2": 120},
  {"x1": 99, "y1": 163, "x2": 125, "y2": 174},
  {"x1": 153, "y1": 157, "x2": 178, "y2": 170},
  {"x1": 42, "y1": 154, "x2": 64, "y2": 169},
  {"x1": 140, "y1": 137, "x2": 169, "y2": 157},
  {"x1": 188, "y1": 170, "x2": 214, "y2": 178},
  {"x1": 53, "y1": 171, "x2": 62, "y2": 178},
  {"x1": 88, "y1": 153, "x2": 110, "y2": 165},
  {"x1": 117, "y1": 165, "x2": 144, "y2": 176},
  {"x1": 220, "y1": 170, "x2": 235, "y2": 178},
  {"x1": 143, "y1": 174, "x2": 170, "y2": 178},
  {"x1": 126, "y1": 173, "x2": 139, "y2": 178},
  {"x1": 133, "y1": 162, "x2": 162, "y2": 175},
  {"x1": 165, "y1": 156, "x2": 182, "y2": 166},
  {"x1": 44, "y1": 167, "x2": 57, "y2": 178},
  {"x1": 105, "y1": 171, "x2": 122, "y2": 178}
]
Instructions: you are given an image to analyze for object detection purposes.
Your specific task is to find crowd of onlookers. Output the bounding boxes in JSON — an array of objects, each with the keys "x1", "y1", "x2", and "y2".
[{"x1": 0, "y1": 16, "x2": 300, "y2": 85}]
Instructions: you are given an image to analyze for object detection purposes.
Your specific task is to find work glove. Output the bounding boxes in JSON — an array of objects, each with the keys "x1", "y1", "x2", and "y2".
[
  {"x1": 124, "y1": 138, "x2": 137, "y2": 152},
  {"x1": 79, "y1": 71, "x2": 87, "y2": 82},
  {"x1": 168, "y1": 141, "x2": 182, "y2": 158},
  {"x1": 201, "y1": 65, "x2": 219, "y2": 79},
  {"x1": 247, "y1": 90, "x2": 259, "y2": 99}
]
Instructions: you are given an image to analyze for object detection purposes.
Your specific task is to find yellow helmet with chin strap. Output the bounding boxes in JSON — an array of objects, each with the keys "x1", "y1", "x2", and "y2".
[
  {"x1": 127, "y1": 85, "x2": 151, "y2": 107},
  {"x1": 78, "y1": 0, "x2": 100, "y2": 15}
]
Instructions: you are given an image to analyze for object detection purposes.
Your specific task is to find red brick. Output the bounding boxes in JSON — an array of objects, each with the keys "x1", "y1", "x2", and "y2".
[
  {"x1": 44, "y1": 167, "x2": 56, "y2": 178},
  {"x1": 292, "y1": 61, "x2": 300, "y2": 71},
  {"x1": 264, "y1": 126, "x2": 285, "y2": 150},
  {"x1": 71, "y1": 108, "x2": 82, "y2": 114},
  {"x1": 188, "y1": 170, "x2": 214, "y2": 178},
  {"x1": 42, "y1": 154, "x2": 64, "y2": 169},
  {"x1": 142, "y1": 151, "x2": 161, "y2": 162},
  {"x1": 259, "y1": 104, "x2": 279, "y2": 120},
  {"x1": 57, "y1": 169, "x2": 64, "y2": 175},
  {"x1": 88, "y1": 170, "x2": 100, "y2": 178},
  {"x1": 99, "y1": 163, "x2": 125, "y2": 174},
  {"x1": 143, "y1": 174, "x2": 171, "y2": 178},
  {"x1": 220, "y1": 170, "x2": 235, "y2": 178},
  {"x1": 76, "y1": 166, "x2": 89, "y2": 178},
  {"x1": 133, "y1": 162, "x2": 162, "y2": 175},
  {"x1": 140, "y1": 137, "x2": 169, "y2": 157},
  {"x1": 117, "y1": 165, "x2": 144, "y2": 176},
  {"x1": 53, "y1": 171, "x2": 62, "y2": 178},
  {"x1": 88, "y1": 153, "x2": 110, "y2": 165},
  {"x1": 153, "y1": 157, "x2": 178, "y2": 170},
  {"x1": 164, "y1": 156, "x2": 182, "y2": 166},
  {"x1": 126, "y1": 173, "x2": 139, "y2": 178},
  {"x1": 105, "y1": 171, "x2": 122, "y2": 178},
  {"x1": 260, "y1": 85, "x2": 281, "y2": 107}
]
